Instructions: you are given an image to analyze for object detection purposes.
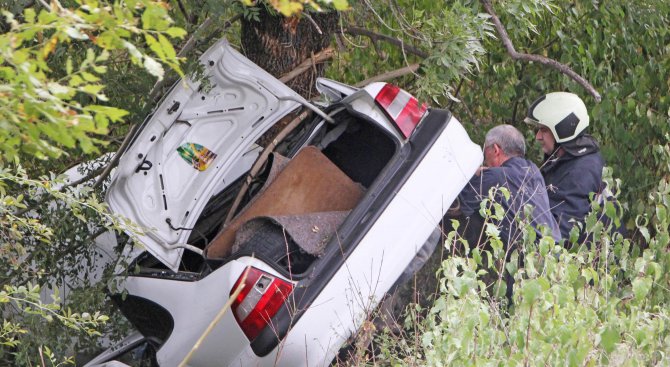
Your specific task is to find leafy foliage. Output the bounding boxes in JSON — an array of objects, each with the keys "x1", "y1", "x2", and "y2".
[
  {"x1": 0, "y1": 0, "x2": 184, "y2": 363},
  {"x1": 330, "y1": 0, "x2": 497, "y2": 104},
  {"x1": 371, "y1": 182, "x2": 670, "y2": 366},
  {"x1": 329, "y1": 0, "x2": 669, "y2": 231},
  {"x1": 0, "y1": 162, "x2": 144, "y2": 363},
  {"x1": 0, "y1": 1, "x2": 185, "y2": 162}
]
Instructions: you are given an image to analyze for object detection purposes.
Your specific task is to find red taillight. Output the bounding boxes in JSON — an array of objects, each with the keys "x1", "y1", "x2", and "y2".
[
  {"x1": 375, "y1": 83, "x2": 401, "y2": 107},
  {"x1": 231, "y1": 267, "x2": 293, "y2": 340},
  {"x1": 374, "y1": 83, "x2": 428, "y2": 139}
]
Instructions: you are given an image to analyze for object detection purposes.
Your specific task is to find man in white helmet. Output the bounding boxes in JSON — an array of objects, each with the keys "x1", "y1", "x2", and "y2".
[{"x1": 525, "y1": 92, "x2": 604, "y2": 242}]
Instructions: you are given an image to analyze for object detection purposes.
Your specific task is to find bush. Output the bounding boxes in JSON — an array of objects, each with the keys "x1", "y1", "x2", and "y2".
[{"x1": 370, "y1": 179, "x2": 670, "y2": 366}]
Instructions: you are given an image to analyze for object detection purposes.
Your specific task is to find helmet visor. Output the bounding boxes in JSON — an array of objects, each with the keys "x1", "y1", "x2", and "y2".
[{"x1": 523, "y1": 116, "x2": 541, "y2": 126}]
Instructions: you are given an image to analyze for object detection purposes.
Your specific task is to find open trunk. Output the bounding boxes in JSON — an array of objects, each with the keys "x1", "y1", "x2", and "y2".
[{"x1": 136, "y1": 103, "x2": 399, "y2": 276}]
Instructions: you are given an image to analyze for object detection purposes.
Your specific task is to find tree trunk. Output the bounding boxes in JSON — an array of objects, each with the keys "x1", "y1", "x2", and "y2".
[{"x1": 241, "y1": 7, "x2": 339, "y2": 99}]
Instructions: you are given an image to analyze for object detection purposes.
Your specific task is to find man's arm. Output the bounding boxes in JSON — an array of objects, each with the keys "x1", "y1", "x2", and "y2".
[{"x1": 458, "y1": 168, "x2": 498, "y2": 216}]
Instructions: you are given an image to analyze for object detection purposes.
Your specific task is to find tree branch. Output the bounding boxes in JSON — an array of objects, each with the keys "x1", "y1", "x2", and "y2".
[
  {"x1": 354, "y1": 63, "x2": 420, "y2": 87},
  {"x1": 448, "y1": 77, "x2": 465, "y2": 110},
  {"x1": 303, "y1": 13, "x2": 323, "y2": 35},
  {"x1": 279, "y1": 47, "x2": 335, "y2": 84},
  {"x1": 36, "y1": 0, "x2": 50, "y2": 9},
  {"x1": 174, "y1": 0, "x2": 190, "y2": 25},
  {"x1": 480, "y1": 0, "x2": 601, "y2": 102},
  {"x1": 344, "y1": 26, "x2": 428, "y2": 59},
  {"x1": 13, "y1": 165, "x2": 106, "y2": 217}
]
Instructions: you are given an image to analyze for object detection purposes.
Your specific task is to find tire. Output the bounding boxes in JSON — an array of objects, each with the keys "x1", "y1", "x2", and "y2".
[{"x1": 241, "y1": 221, "x2": 315, "y2": 273}]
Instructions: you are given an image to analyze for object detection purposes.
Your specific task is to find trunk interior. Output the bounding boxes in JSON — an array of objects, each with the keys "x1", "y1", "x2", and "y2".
[{"x1": 141, "y1": 106, "x2": 397, "y2": 276}]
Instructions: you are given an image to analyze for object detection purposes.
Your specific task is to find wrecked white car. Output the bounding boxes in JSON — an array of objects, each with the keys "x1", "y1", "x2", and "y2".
[{"x1": 86, "y1": 39, "x2": 482, "y2": 366}]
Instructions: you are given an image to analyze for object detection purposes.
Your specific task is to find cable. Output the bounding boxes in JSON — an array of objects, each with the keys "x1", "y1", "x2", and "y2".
[{"x1": 165, "y1": 218, "x2": 209, "y2": 249}]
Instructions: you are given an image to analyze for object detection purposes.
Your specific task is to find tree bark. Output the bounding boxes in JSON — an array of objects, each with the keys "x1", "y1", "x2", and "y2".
[{"x1": 241, "y1": 6, "x2": 339, "y2": 99}]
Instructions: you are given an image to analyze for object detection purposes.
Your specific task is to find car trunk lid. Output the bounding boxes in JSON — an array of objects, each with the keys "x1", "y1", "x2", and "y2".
[{"x1": 106, "y1": 40, "x2": 301, "y2": 271}]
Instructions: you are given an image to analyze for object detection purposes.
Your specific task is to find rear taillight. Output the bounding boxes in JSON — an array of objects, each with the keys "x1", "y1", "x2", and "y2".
[
  {"x1": 231, "y1": 267, "x2": 293, "y2": 341},
  {"x1": 374, "y1": 83, "x2": 428, "y2": 139}
]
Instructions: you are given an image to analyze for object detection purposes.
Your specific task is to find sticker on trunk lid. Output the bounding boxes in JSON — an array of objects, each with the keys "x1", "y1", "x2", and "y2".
[{"x1": 177, "y1": 143, "x2": 217, "y2": 171}]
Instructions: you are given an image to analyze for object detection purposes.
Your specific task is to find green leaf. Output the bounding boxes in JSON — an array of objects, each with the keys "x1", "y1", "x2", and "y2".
[
  {"x1": 96, "y1": 50, "x2": 110, "y2": 62},
  {"x1": 141, "y1": 4, "x2": 170, "y2": 31},
  {"x1": 145, "y1": 34, "x2": 165, "y2": 59},
  {"x1": 47, "y1": 82, "x2": 71, "y2": 96},
  {"x1": 486, "y1": 250, "x2": 493, "y2": 270},
  {"x1": 472, "y1": 248, "x2": 482, "y2": 265},
  {"x1": 493, "y1": 202, "x2": 505, "y2": 220},
  {"x1": 605, "y1": 200, "x2": 616, "y2": 220},
  {"x1": 499, "y1": 186, "x2": 510, "y2": 202},
  {"x1": 581, "y1": 268, "x2": 593, "y2": 284},
  {"x1": 452, "y1": 276, "x2": 476, "y2": 298},
  {"x1": 81, "y1": 72, "x2": 100, "y2": 82},
  {"x1": 332, "y1": 0, "x2": 349, "y2": 10},
  {"x1": 85, "y1": 105, "x2": 129, "y2": 122},
  {"x1": 632, "y1": 277, "x2": 652, "y2": 302},
  {"x1": 638, "y1": 226, "x2": 650, "y2": 243},
  {"x1": 157, "y1": 34, "x2": 176, "y2": 60},
  {"x1": 86, "y1": 48, "x2": 95, "y2": 63},
  {"x1": 69, "y1": 75, "x2": 84, "y2": 87},
  {"x1": 600, "y1": 326, "x2": 620, "y2": 353},
  {"x1": 649, "y1": 262, "x2": 663, "y2": 282},
  {"x1": 66, "y1": 57, "x2": 73, "y2": 75},
  {"x1": 656, "y1": 204, "x2": 667, "y2": 223},
  {"x1": 276, "y1": 2, "x2": 304, "y2": 16},
  {"x1": 24, "y1": 8, "x2": 36, "y2": 23},
  {"x1": 554, "y1": 285, "x2": 573, "y2": 306},
  {"x1": 485, "y1": 222, "x2": 500, "y2": 240},
  {"x1": 80, "y1": 84, "x2": 104, "y2": 96},
  {"x1": 166, "y1": 27, "x2": 187, "y2": 39},
  {"x1": 539, "y1": 237, "x2": 550, "y2": 257},
  {"x1": 92, "y1": 65, "x2": 108, "y2": 74},
  {"x1": 521, "y1": 279, "x2": 542, "y2": 305}
]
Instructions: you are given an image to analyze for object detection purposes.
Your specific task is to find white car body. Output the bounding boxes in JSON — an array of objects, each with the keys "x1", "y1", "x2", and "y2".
[{"x1": 88, "y1": 39, "x2": 482, "y2": 367}]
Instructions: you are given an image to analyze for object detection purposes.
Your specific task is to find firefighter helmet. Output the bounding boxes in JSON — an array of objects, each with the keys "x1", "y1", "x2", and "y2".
[{"x1": 524, "y1": 92, "x2": 589, "y2": 143}]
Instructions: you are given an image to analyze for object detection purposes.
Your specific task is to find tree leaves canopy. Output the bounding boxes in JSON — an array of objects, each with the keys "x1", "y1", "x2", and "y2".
[{"x1": 1, "y1": 0, "x2": 185, "y2": 163}]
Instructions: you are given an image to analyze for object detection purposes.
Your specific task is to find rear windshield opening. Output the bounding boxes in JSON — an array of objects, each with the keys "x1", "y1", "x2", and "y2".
[{"x1": 318, "y1": 109, "x2": 396, "y2": 188}]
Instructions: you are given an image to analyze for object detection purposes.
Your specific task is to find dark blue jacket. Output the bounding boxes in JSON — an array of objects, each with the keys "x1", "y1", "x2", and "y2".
[
  {"x1": 459, "y1": 156, "x2": 562, "y2": 248},
  {"x1": 541, "y1": 137, "x2": 604, "y2": 240}
]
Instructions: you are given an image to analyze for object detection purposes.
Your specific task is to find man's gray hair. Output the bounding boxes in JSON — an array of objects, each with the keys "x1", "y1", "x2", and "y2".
[{"x1": 484, "y1": 125, "x2": 526, "y2": 157}]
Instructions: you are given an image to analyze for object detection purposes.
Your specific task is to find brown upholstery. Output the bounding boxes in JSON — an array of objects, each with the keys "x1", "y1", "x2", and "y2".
[{"x1": 205, "y1": 146, "x2": 364, "y2": 259}]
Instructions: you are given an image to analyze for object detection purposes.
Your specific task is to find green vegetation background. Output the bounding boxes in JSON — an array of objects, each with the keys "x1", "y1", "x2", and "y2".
[{"x1": 0, "y1": 0, "x2": 668, "y2": 365}]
